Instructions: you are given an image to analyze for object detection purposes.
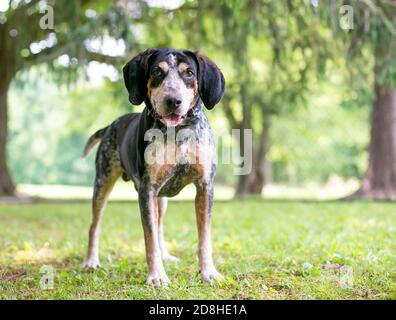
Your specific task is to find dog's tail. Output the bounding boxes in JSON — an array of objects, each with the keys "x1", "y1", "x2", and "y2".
[{"x1": 82, "y1": 126, "x2": 109, "y2": 158}]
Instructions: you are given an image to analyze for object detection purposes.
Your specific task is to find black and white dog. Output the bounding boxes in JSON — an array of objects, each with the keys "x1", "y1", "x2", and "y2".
[{"x1": 81, "y1": 48, "x2": 225, "y2": 286}]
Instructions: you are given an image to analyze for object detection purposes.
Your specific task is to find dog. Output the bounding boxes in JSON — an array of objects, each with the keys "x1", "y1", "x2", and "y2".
[{"x1": 81, "y1": 48, "x2": 225, "y2": 286}]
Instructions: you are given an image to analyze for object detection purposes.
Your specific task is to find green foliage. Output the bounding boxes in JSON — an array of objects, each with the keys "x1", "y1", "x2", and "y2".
[
  {"x1": 8, "y1": 66, "x2": 370, "y2": 186},
  {"x1": 319, "y1": 0, "x2": 396, "y2": 86},
  {"x1": 1, "y1": 0, "x2": 140, "y2": 73},
  {"x1": 8, "y1": 70, "x2": 129, "y2": 186},
  {"x1": 1, "y1": 200, "x2": 396, "y2": 299},
  {"x1": 7, "y1": 0, "x2": 376, "y2": 187},
  {"x1": 270, "y1": 74, "x2": 371, "y2": 184},
  {"x1": 4, "y1": 0, "x2": 392, "y2": 188}
]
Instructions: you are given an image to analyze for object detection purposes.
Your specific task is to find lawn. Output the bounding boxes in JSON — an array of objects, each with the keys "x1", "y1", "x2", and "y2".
[{"x1": 0, "y1": 199, "x2": 396, "y2": 299}]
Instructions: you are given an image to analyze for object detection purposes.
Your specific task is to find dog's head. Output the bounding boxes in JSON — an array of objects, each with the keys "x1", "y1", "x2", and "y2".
[{"x1": 123, "y1": 48, "x2": 225, "y2": 127}]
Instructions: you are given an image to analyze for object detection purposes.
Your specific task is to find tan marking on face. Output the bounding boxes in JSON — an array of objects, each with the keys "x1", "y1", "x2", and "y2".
[
  {"x1": 178, "y1": 62, "x2": 189, "y2": 73},
  {"x1": 193, "y1": 80, "x2": 198, "y2": 96},
  {"x1": 150, "y1": 70, "x2": 195, "y2": 118},
  {"x1": 184, "y1": 80, "x2": 199, "y2": 111},
  {"x1": 147, "y1": 78, "x2": 152, "y2": 97},
  {"x1": 158, "y1": 61, "x2": 169, "y2": 73}
]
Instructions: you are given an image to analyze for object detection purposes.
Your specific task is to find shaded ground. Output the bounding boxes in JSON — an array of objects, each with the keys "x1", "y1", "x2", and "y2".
[{"x1": 0, "y1": 199, "x2": 395, "y2": 299}]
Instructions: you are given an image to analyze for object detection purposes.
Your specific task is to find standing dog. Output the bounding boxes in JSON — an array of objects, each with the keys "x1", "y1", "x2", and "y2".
[{"x1": 81, "y1": 48, "x2": 225, "y2": 286}]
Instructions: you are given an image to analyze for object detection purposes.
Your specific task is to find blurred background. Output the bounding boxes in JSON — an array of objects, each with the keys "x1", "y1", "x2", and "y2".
[{"x1": 1, "y1": 0, "x2": 395, "y2": 201}]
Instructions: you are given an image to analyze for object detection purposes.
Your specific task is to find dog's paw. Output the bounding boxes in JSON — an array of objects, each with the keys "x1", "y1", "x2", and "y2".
[
  {"x1": 81, "y1": 259, "x2": 101, "y2": 270},
  {"x1": 200, "y1": 267, "x2": 223, "y2": 283},
  {"x1": 147, "y1": 271, "x2": 170, "y2": 287},
  {"x1": 162, "y1": 253, "x2": 180, "y2": 263}
]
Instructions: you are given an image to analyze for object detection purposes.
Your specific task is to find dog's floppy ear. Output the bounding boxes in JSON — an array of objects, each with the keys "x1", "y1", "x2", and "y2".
[
  {"x1": 186, "y1": 51, "x2": 225, "y2": 109},
  {"x1": 123, "y1": 49, "x2": 157, "y2": 105}
]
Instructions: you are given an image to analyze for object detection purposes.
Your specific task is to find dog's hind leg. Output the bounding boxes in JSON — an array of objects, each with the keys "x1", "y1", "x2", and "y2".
[
  {"x1": 82, "y1": 168, "x2": 121, "y2": 270},
  {"x1": 157, "y1": 197, "x2": 179, "y2": 263}
]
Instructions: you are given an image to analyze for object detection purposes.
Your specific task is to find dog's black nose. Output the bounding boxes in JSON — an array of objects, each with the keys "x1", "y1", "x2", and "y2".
[{"x1": 165, "y1": 96, "x2": 182, "y2": 109}]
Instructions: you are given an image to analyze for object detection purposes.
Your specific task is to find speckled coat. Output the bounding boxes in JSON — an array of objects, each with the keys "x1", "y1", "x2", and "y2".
[{"x1": 81, "y1": 48, "x2": 225, "y2": 286}]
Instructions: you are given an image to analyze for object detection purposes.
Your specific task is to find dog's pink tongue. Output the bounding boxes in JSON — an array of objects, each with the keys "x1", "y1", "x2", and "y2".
[{"x1": 162, "y1": 114, "x2": 182, "y2": 126}]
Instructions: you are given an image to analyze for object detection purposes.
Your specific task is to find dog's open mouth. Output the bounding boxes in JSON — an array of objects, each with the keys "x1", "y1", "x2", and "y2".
[{"x1": 160, "y1": 113, "x2": 185, "y2": 127}]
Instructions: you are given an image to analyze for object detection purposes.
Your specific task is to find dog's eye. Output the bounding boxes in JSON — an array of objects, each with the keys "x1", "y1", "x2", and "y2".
[
  {"x1": 186, "y1": 69, "x2": 194, "y2": 77},
  {"x1": 151, "y1": 68, "x2": 163, "y2": 78}
]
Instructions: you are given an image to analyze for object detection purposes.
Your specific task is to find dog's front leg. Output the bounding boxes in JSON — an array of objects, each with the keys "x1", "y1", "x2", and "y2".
[
  {"x1": 195, "y1": 182, "x2": 223, "y2": 282},
  {"x1": 139, "y1": 187, "x2": 170, "y2": 286},
  {"x1": 157, "y1": 197, "x2": 179, "y2": 263}
]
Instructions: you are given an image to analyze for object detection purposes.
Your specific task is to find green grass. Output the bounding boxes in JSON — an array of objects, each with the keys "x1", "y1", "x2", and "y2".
[{"x1": 1, "y1": 199, "x2": 396, "y2": 299}]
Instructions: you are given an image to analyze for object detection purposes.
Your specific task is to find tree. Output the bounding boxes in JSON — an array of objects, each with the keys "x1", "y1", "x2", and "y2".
[
  {"x1": 321, "y1": 1, "x2": 396, "y2": 199},
  {"x1": 0, "y1": 0, "x2": 141, "y2": 196},
  {"x1": 182, "y1": 0, "x2": 330, "y2": 197}
]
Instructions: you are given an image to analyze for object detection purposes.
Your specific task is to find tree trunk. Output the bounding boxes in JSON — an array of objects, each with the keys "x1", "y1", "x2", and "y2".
[
  {"x1": 247, "y1": 114, "x2": 271, "y2": 194},
  {"x1": 0, "y1": 78, "x2": 16, "y2": 196},
  {"x1": 348, "y1": 84, "x2": 396, "y2": 200},
  {"x1": 235, "y1": 84, "x2": 252, "y2": 198}
]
